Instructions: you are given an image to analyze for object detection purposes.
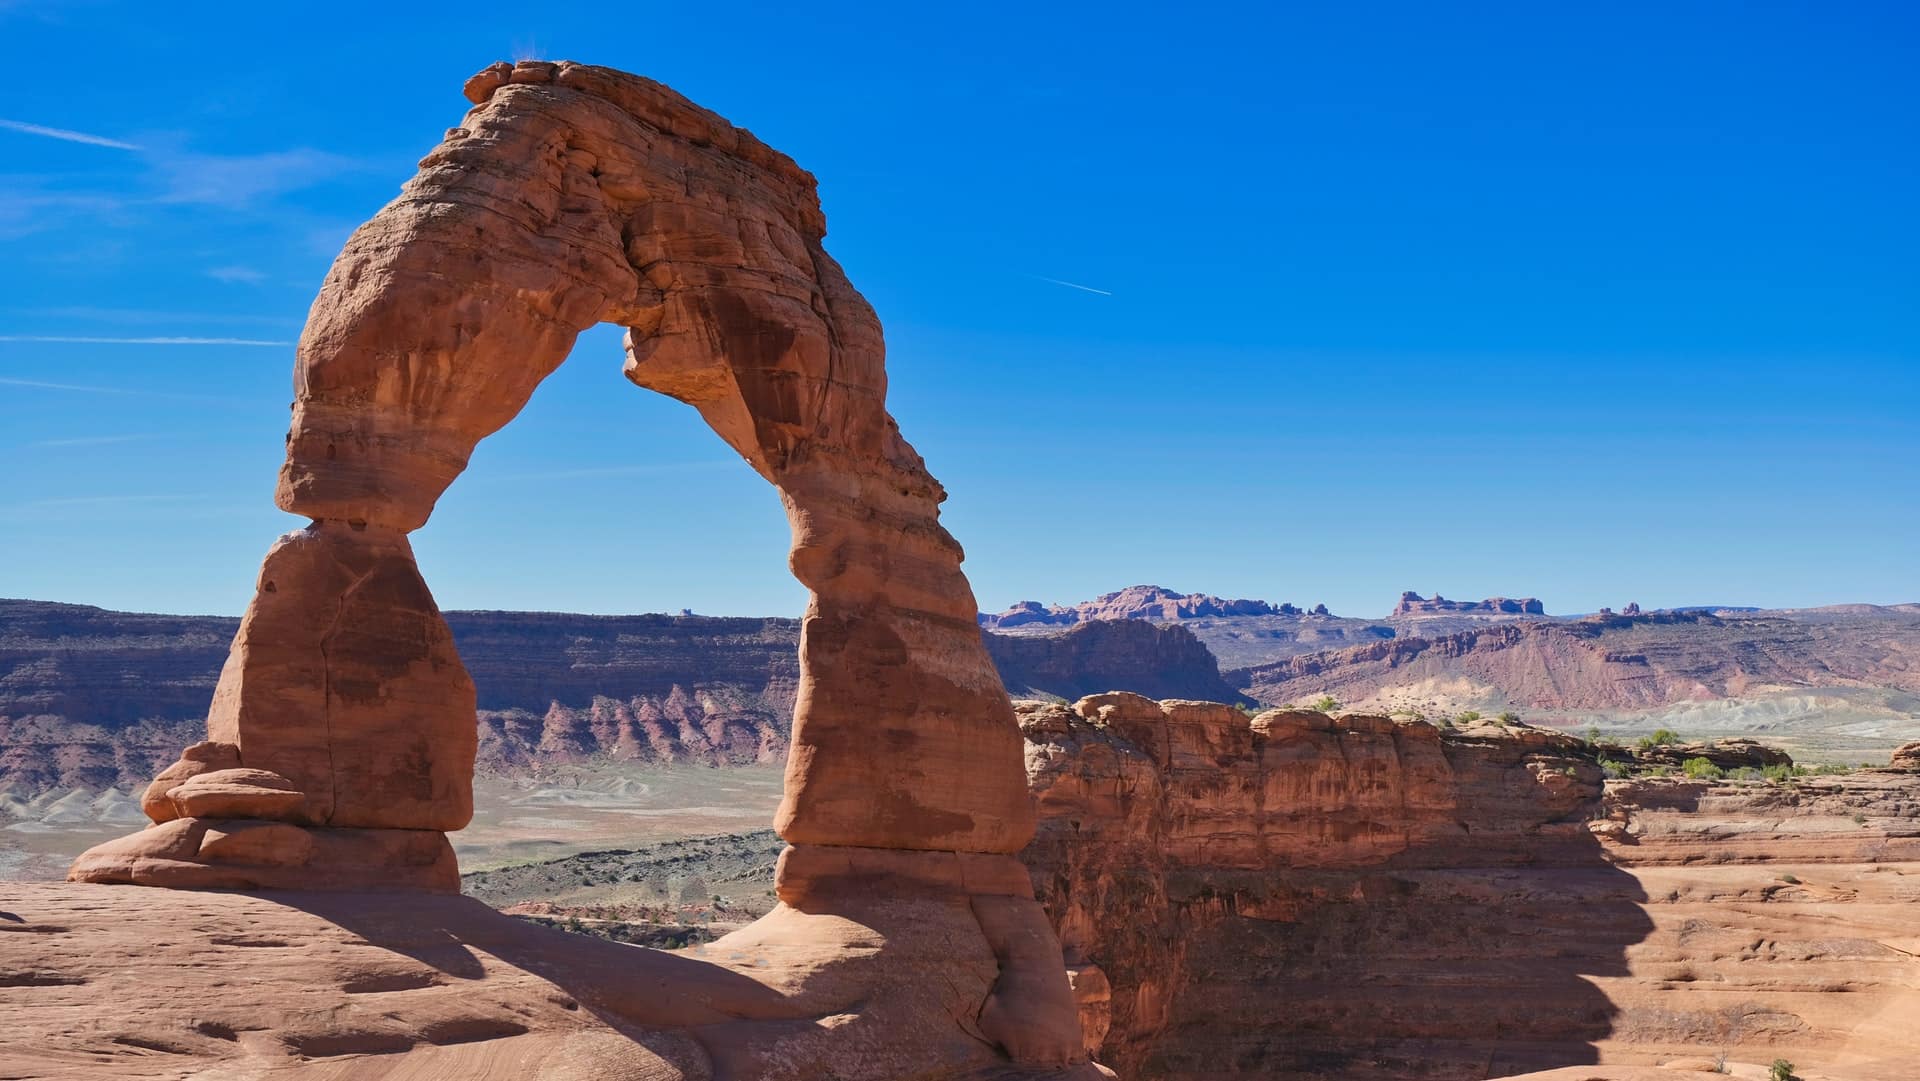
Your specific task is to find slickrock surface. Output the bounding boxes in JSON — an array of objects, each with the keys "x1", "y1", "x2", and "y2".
[
  {"x1": 0, "y1": 882, "x2": 1105, "y2": 1080},
  {"x1": 1019, "y1": 696, "x2": 1920, "y2": 1079}
]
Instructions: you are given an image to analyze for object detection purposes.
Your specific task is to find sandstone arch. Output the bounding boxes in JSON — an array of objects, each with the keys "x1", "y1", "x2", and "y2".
[{"x1": 70, "y1": 61, "x2": 1085, "y2": 1073}]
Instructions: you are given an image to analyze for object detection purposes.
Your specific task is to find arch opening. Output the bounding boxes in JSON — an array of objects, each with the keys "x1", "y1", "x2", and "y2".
[{"x1": 66, "y1": 61, "x2": 1091, "y2": 1072}]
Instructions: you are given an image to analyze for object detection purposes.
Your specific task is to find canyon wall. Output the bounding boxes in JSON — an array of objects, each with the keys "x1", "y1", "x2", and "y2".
[
  {"x1": 985, "y1": 620, "x2": 1250, "y2": 705},
  {"x1": 1022, "y1": 697, "x2": 1920, "y2": 1080},
  {"x1": 1, "y1": 599, "x2": 1230, "y2": 797}
]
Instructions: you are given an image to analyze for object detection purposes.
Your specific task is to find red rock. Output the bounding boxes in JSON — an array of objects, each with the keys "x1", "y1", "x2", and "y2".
[{"x1": 59, "y1": 59, "x2": 1084, "y2": 1075}]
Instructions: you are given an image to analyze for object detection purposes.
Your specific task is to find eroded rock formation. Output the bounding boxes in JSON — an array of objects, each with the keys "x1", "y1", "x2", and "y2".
[
  {"x1": 60, "y1": 59, "x2": 1091, "y2": 1077},
  {"x1": 1392, "y1": 591, "x2": 1547, "y2": 617},
  {"x1": 1020, "y1": 697, "x2": 1920, "y2": 1080}
]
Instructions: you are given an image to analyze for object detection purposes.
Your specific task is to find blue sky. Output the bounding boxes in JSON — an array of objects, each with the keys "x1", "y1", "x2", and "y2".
[{"x1": 0, "y1": 1, "x2": 1914, "y2": 618}]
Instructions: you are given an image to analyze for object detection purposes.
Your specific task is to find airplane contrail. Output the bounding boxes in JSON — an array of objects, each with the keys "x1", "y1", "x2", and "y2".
[
  {"x1": 0, "y1": 118, "x2": 141, "y2": 151},
  {"x1": 1028, "y1": 274, "x2": 1114, "y2": 297},
  {"x1": 0, "y1": 335, "x2": 291, "y2": 346}
]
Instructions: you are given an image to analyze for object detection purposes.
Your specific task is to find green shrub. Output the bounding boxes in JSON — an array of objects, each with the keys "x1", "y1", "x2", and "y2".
[
  {"x1": 1636, "y1": 728, "x2": 1681, "y2": 751},
  {"x1": 1456, "y1": 710, "x2": 1482, "y2": 723},
  {"x1": 1681, "y1": 757, "x2": 1725, "y2": 780},
  {"x1": 1761, "y1": 763, "x2": 1795, "y2": 784},
  {"x1": 1312, "y1": 695, "x2": 1340, "y2": 712},
  {"x1": 1598, "y1": 756, "x2": 1629, "y2": 780},
  {"x1": 1497, "y1": 711, "x2": 1520, "y2": 725},
  {"x1": 1770, "y1": 1059, "x2": 1798, "y2": 1081},
  {"x1": 1852, "y1": 813, "x2": 1868, "y2": 826}
]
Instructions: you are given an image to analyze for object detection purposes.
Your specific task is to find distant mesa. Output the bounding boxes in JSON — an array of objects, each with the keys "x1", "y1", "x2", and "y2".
[
  {"x1": 1392, "y1": 591, "x2": 1545, "y2": 617},
  {"x1": 980, "y1": 585, "x2": 1324, "y2": 629}
]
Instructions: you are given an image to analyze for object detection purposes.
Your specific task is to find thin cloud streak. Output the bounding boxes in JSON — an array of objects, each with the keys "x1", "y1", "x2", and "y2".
[
  {"x1": 0, "y1": 117, "x2": 141, "y2": 151},
  {"x1": 18, "y1": 493, "x2": 206, "y2": 508},
  {"x1": 1028, "y1": 274, "x2": 1114, "y2": 297},
  {"x1": 0, "y1": 377, "x2": 246, "y2": 403},
  {"x1": 29, "y1": 433, "x2": 152, "y2": 448},
  {"x1": 0, "y1": 335, "x2": 291, "y2": 346},
  {"x1": 14, "y1": 307, "x2": 302, "y2": 328}
]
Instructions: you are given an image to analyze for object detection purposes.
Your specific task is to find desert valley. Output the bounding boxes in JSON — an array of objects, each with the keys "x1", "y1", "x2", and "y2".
[
  {"x1": 1, "y1": 8, "x2": 1914, "y2": 1081},
  {"x1": 6, "y1": 581, "x2": 1919, "y2": 1077}
]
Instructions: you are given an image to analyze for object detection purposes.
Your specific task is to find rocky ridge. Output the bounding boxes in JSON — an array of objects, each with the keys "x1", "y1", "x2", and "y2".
[
  {"x1": 1392, "y1": 590, "x2": 1546, "y2": 616},
  {"x1": 0, "y1": 599, "x2": 1239, "y2": 805},
  {"x1": 1234, "y1": 607, "x2": 1920, "y2": 714},
  {"x1": 1019, "y1": 696, "x2": 1920, "y2": 1079}
]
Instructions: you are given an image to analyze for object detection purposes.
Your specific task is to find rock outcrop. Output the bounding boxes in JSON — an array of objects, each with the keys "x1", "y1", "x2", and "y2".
[
  {"x1": 980, "y1": 585, "x2": 1308, "y2": 630},
  {"x1": 1020, "y1": 695, "x2": 1617, "y2": 1077},
  {"x1": 56, "y1": 60, "x2": 1092, "y2": 1077},
  {"x1": 985, "y1": 620, "x2": 1250, "y2": 705},
  {"x1": 1393, "y1": 591, "x2": 1547, "y2": 616},
  {"x1": 1019, "y1": 696, "x2": 1920, "y2": 1080}
]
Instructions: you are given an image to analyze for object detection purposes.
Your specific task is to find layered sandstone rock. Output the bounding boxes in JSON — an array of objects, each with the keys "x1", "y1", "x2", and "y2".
[
  {"x1": 56, "y1": 59, "x2": 1085, "y2": 1076},
  {"x1": 1020, "y1": 697, "x2": 1920, "y2": 1080}
]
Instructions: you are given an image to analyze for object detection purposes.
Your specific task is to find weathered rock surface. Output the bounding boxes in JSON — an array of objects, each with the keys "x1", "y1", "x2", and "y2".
[
  {"x1": 1020, "y1": 697, "x2": 1920, "y2": 1079},
  {"x1": 0, "y1": 882, "x2": 1109, "y2": 1080},
  {"x1": 980, "y1": 585, "x2": 1308, "y2": 629},
  {"x1": 1393, "y1": 591, "x2": 1547, "y2": 616},
  {"x1": 51, "y1": 59, "x2": 1087, "y2": 1075}
]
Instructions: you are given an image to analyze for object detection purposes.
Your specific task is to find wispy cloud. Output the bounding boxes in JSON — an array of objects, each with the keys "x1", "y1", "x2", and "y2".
[
  {"x1": 206, "y1": 265, "x2": 268, "y2": 285},
  {"x1": 0, "y1": 377, "x2": 245, "y2": 403},
  {"x1": 0, "y1": 335, "x2": 291, "y2": 346},
  {"x1": 0, "y1": 117, "x2": 140, "y2": 151},
  {"x1": 20, "y1": 493, "x2": 201, "y2": 508},
  {"x1": 29, "y1": 433, "x2": 152, "y2": 448},
  {"x1": 150, "y1": 147, "x2": 361, "y2": 209},
  {"x1": 13, "y1": 306, "x2": 301, "y2": 328},
  {"x1": 1027, "y1": 274, "x2": 1114, "y2": 297}
]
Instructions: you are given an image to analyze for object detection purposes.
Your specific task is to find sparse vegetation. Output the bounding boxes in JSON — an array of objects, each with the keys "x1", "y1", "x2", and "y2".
[
  {"x1": 1497, "y1": 710, "x2": 1520, "y2": 725},
  {"x1": 1778, "y1": 873, "x2": 1800, "y2": 884},
  {"x1": 1311, "y1": 695, "x2": 1340, "y2": 713},
  {"x1": 1852, "y1": 813, "x2": 1869, "y2": 826},
  {"x1": 1770, "y1": 1058, "x2": 1799, "y2": 1081},
  {"x1": 1762, "y1": 763, "x2": 1796, "y2": 784},
  {"x1": 1584, "y1": 724, "x2": 1602, "y2": 744},
  {"x1": 1637, "y1": 728, "x2": 1682, "y2": 751},
  {"x1": 1682, "y1": 757, "x2": 1726, "y2": 780},
  {"x1": 1598, "y1": 756, "x2": 1630, "y2": 780},
  {"x1": 1456, "y1": 710, "x2": 1482, "y2": 724}
]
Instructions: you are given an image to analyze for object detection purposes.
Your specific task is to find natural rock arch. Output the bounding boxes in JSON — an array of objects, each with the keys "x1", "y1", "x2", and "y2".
[{"x1": 71, "y1": 61, "x2": 1085, "y2": 1074}]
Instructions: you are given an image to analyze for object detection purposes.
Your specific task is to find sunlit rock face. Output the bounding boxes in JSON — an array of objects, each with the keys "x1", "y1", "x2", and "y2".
[
  {"x1": 1020, "y1": 697, "x2": 1920, "y2": 1081},
  {"x1": 59, "y1": 60, "x2": 1092, "y2": 1078}
]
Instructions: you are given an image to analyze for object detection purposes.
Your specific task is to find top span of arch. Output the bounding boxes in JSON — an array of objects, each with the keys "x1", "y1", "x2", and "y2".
[{"x1": 277, "y1": 59, "x2": 897, "y2": 534}]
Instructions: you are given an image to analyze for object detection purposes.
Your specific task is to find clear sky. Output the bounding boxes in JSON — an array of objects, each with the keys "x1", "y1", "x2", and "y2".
[{"x1": 1, "y1": 2, "x2": 1914, "y2": 619}]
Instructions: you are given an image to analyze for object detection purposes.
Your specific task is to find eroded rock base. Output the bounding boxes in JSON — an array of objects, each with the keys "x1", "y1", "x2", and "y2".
[
  {"x1": 65, "y1": 817, "x2": 458, "y2": 892},
  {"x1": 0, "y1": 883, "x2": 1109, "y2": 1081}
]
